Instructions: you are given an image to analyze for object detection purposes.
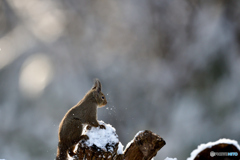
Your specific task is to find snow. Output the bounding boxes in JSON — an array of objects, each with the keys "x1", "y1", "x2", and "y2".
[
  {"x1": 125, "y1": 130, "x2": 144, "y2": 151},
  {"x1": 164, "y1": 157, "x2": 177, "y2": 160},
  {"x1": 117, "y1": 142, "x2": 124, "y2": 154},
  {"x1": 187, "y1": 138, "x2": 240, "y2": 160},
  {"x1": 81, "y1": 120, "x2": 123, "y2": 153}
]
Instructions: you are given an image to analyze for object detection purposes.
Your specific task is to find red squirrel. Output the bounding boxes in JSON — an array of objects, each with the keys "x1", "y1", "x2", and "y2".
[{"x1": 56, "y1": 79, "x2": 107, "y2": 160}]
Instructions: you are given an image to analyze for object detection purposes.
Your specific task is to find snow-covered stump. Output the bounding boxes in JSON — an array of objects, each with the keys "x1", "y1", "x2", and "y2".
[
  {"x1": 75, "y1": 121, "x2": 122, "y2": 160},
  {"x1": 74, "y1": 121, "x2": 166, "y2": 160},
  {"x1": 187, "y1": 139, "x2": 240, "y2": 160}
]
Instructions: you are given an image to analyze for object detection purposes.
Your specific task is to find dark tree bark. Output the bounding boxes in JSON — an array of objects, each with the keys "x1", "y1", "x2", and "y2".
[{"x1": 124, "y1": 130, "x2": 166, "y2": 160}]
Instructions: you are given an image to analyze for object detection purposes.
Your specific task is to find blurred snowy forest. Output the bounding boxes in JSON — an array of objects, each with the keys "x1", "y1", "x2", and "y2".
[{"x1": 1, "y1": 0, "x2": 240, "y2": 159}]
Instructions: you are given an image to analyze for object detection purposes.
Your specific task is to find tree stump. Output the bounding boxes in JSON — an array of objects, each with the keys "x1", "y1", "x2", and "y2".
[
  {"x1": 187, "y1": 139, "x2": 240, "y2": 160},
  {"x1": 73, "y1": 121, "x2": 166, "y2": 160},
  {"x1": 193, "y1": 143, "x2": 240, "y2": 160}
]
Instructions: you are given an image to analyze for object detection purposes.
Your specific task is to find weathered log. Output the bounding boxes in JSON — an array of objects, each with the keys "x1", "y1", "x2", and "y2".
[
  {"x1": 124, "y1": 130, "x2": 166, "y2": 160},
  {"x1": 75, "y1": 129, "x2": 165, "y2": 160}
]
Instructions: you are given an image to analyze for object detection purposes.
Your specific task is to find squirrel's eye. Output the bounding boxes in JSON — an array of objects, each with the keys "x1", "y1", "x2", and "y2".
[{"x1": 102, "y1": 96, "x2": 104, "y2": 99}]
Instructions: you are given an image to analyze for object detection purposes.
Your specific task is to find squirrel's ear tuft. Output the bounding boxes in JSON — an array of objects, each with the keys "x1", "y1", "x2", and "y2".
[
  {"x1": 92, "y1": 78, "x2": 101, "y2": 92},
  {"x1": 92, "y1": 79, "x2": 97, "y2": 90}
]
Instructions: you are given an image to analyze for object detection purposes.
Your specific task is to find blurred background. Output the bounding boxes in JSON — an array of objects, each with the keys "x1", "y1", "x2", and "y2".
[{"x1": 1, "y1": 0, "x2": 240, "y2": 159}]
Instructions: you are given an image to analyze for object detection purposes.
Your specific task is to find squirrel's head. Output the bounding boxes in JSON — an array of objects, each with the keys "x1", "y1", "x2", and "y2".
[{"x1": 92, "y1": 79, "x2": 107, "y2": 107}]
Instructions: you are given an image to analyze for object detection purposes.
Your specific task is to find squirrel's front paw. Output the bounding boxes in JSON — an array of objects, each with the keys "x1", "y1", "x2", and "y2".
[
  {"x1": 79, "y1": 135, "x2": 89, "y2": 141},
  {"x1": 99, "y1": 124, "x2": 106, "y2": 129}
]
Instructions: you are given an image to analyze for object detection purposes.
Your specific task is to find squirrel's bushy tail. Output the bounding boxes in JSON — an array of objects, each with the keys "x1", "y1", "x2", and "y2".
[{"x1": 56, "y1": 142, "x2": 68, "y2": 160}]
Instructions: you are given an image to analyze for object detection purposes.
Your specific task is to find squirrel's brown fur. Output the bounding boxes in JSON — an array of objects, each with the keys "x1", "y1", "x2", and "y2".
[{"x1": 56, "y1": 79, "x2": 107, "y2": 160}]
